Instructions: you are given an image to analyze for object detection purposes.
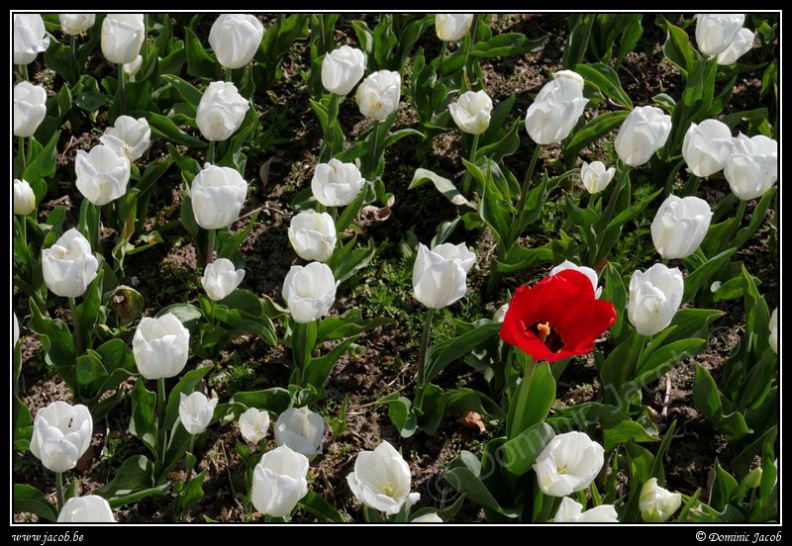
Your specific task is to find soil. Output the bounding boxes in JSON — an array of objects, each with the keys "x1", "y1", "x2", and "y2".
[{"x1": 13, "y1": 13, "x2": 778, "y2": 523}]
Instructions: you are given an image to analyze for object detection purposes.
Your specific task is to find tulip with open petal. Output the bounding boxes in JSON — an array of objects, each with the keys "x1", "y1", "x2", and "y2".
[
  {"x1": 347, "y1": 441, "x2": 420, "y2": 515},
  {"x1": 30, "y1": 401, "x2": 93, "y2": 473},
  {"x1": 533, "y1": 431, "x2": 604, "y2": 497}
]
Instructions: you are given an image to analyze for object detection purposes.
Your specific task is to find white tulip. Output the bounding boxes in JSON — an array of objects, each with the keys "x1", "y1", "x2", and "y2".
[
  {"x1": 101, "y1": 14, "x2": 145, "y2": 65},
  {"x1": 122, "y1": 55, "x2": 143, "y2": 77},
  {"x1": 41, "y1": 229, "x2": 99, "y2": 299},
  {"x1": 627, "y1": 263, "x2": 684, "y2": 337},
  {"x1": 14, "y1": 179, "x2": 36, "y2": 216},
  {"x1": 524, "y1": 78, "x2": 588, "y2": 145},
  {"x1": 717, "y1": 28, "x2": 755, "y2": 65},
  {"x1": 724, "y1": 133, "x2": 778, "y2": 201},
  {"x1": 696, "y1": 14, "x2": 745, "y2": 57},
  {"x1": 413, "y1": 243, "x2": 475, "y2": 309},
  {"x1": 553, "y1": 69, "x2": 586, "y2": 91},
  {"x1": 239, "y1": 407, "x2": 271, "y2": 444},
  {"x1": 356, "y1": 70, "x2": 401, "y2": 121},
  {"x1": 614, "y1": 106, "x2": 672, "y2": 167},
  {"x1": 282, "y1": 262, "x2": 338, "y2": 324},
  {"x1": 13, "y1": 81, "x2": 47, "y2": 138},
  {"x1": 580, "y1": 160, "x2": 616, "y2": 194},
  {"x1": 196, "y1": 81, "x2": 250, "y2": 142},
  {"x1": 494, "y1": 303, "x2": 509, "y2": 323},
  {"x1": 322, "y1": 45, "x2": 366, "y2": 96},
  {"x1": 274, "y1": 407, "x2": 325, "y2": 458},
  {"x1": 209, "y1": 14, "x2": 264, "y2": 70},
  {"x1": 533, "y1": 431, "x2": 604, "y2": 497},
  {"x1": 179, "y1": 392, "x2": 218, "y2": 435},
  {"x1": 435, "y1": 14, "x2": 474, "y2": 42},
  {"x1": 251, "y1": 445, "x2": 309, "y2": 518},
  {"x1": 550, "y1": 260, "x2": 601, "y2": 298},
  {"x1": 287, "y1": 209, "x2": 337, "y2": 262},
  {"x1": 14, "y1": 312, "x2": 20, "y2": 347},
  {"x1": 553, "y1": 497, "x2": 619, "y2": 523},
  {"x1": 639, "y1": 478, "x2": 682, "y2": 522},
  {"x1": 132, "y1": 313, "x2": 190, "y2": 380},
  {"x1": 449, "y1": 90, "x2": 493, "y2": 135},
  {"x1": 311, "y1": 159, "x2": 366, "y2": 207},
  {"x1": 682, "y1": 119, "x2": 733, "y2": 177},
  {"x1": 413, "y1": 512, "x2": 443, "y2": 523},
  {"x1": 190, "y1": 164, "x2": 248, "y2": 230},
  {"x1": 651, "y1": 195, "x2": 713, "y2": 260},
  {"x1": 30, "y1": 401, "x2": 93, "y2": 473},
  {"x1": 59, "y1": 14, "x2": 96, "y2": 36},
  {"x1": 768, "y1": 308, "x2": 777, "y2": 354},
  {"x1": 100, "y1": 115, "x2": 152, "y2": 162},
  {"x1": 347, "y1": 440, "x2": 420, "y2": 516},
  {"x1": 201, "y1": 258, "x2": 245, "y2": 301},
  {"x1": 14, "y1": 14, "x2": 50, "y2": 65},
  {"x1": 57, "y1": 495, "x2": 115, "y2": 522},
  {"x1": 75, "y1": 144, "x2": 131, "y2": 206}
]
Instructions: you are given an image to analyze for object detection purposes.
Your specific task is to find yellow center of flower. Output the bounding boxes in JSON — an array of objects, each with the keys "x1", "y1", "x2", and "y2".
[
  {"x1": 381, "y1": 478, "x2": 402, "y2": 499},
  {"x1": 528, "y1": 321, "x2": 566, "y2": 353},
  {"x1": 556, "y1": 464, "x2": 568, "y2": 475}
]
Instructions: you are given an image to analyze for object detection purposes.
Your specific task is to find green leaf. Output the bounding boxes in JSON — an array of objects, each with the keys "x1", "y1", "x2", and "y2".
[
  {"x1": 424, "y1": 321, "x2": 501, "y2": 383},
  {"x1": 377, "y1": 394, "x2": 417, "y2": 438},
  {"x1": 710, "y1": 460, "x2": 738, "y2": 512},
  {"x1": 576, "y1": 62, "x2": 633, "y2": 108},
  {"x1": 682, "y1": 248, "x2": 736, "y2": 302},
  {"x1": 564, "y1": 111, "x2": 628, "y2": 168},
  {"x1": 156, "y1": 303, "x2": 202, "y2": 336},
  {"x1": 303, "y1": 337, "x2": 357, "y2": 403},
  {"x1": 22, "y1": 131, "x2": 60, "y2": 184},
  {"x1": 409, "y1": 168, "x2": 471, "y2": 207},
  {"x1": 184, "y1": 27, "x2": 217, "y2": 79},
  {"x1": 76, "y1": 350, "x2": 108, "y2": 385},
  {"x1": 44, "y1": 40, "x2": 79, "y2": 84},
  {"x1": 164, "y1": 366, "x2": 213, "y2": 431},
  {"x1": 130, "y1": 379, "x2": 158, "y2": 455},
  {"x1": 633, "y1": 338, "x2": 707, "y2": 386},
  {"x1": 600, "y1": 263, "x2": 627, "y2": 339},
  {"x1": 603, "y1": 419, "x2": 659, "y2": 451},
  {"x1": 96, "y1": 455, "x2": 168, "y2": 507},
  {"x1": 470, "y1": 33, "x2": 546, "y2": 58},
  {"x1": 317, "y1": 308, "x2": 396, "y2": 341},
  {"x1": 419, "y1": 385, "x2": 504, "y2": 436},
  {"x1": 27, "y1": 299, "x2": 77, "y2": 387},
  {"x1": 229, "y1": 388, "x2": 291, "y2": 415},
  {"x1": 501, "y1": 422, "x2": 555, "y2": 476},
  {"x1": 149, "y1": 113, "x2": 207, "y2": 148},
  {"x1": 508, "y1": 361, "x2": 556, "y2": 439},
  {"x1": 693, "y1": 363, "x2": 752, "y2": 441},
  {"x1": 13, "y1": 484, "x2": 58, "y2": 521},
  {"x1": 159, "y1": 73, "x2": 203, "y2": 108},
  {"x1": 179, "y1": 470, "x2": 206, "y2": 509},
  {"x1": 299, "y1": 491, "x2": 345, "y2": 523},
  {"x1": 445, "y1": 450, "x2": 518, "y2": 518},
  {"x1": 657, "y1": 16, "x2": 696, "y2": 76}
]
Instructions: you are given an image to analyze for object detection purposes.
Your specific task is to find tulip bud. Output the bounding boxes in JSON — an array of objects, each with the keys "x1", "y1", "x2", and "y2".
[
  {"x1": 41, "y1": 229, "x2": 99, "y2": 298},
  {"x1": 209, "y1": 14, "x2": 264, "y2": 70},
  {"x1": 724, "y1": 134, "x2": 778, "y2": 201},
  {"x1": 311, "y1": 159, "x2": 366, "y2": 207},
  {"x1": 553, "y1": 497, "x2": 619, "y2": 523},
  {"x1": 413, "y1": 512, "x2": 444, "y2": 523},
  {"x1": 132, "y1": 313, "x2": 190, "y2": 380},
  {"x1": 274, "y1": 407, "x2": 325, "y2": 458},
  {"x1": 580, "y1": 160, "x2": 616, "y2": 194},
  {"x1": 347, "y1": 441, "x2": 421, "y2": 515},
  {"x1": 552, "y1": 69, "x2": 586, "y2": 91},
  {"x1": 494, "y1": 303, "x2": 509, "y2": 323},
  {"x1": 251, "y1": 445, "x2": 309, "y2": 518},
  {"x1": 14, "y1": 14, "x2": 50, "y2": 65},
  {"x1": 30, "y1": 401, "x2": 93, "y2": 473},
  {"x1": 201, "y1": 258, "x2": 245, "y2": 301},
  {"x1": 14, "y1": 312, "x2": 20, "y2": 347},
  {"x1": 651, "y1": 195, "x2": 712, "y2": 260},
  {"x1": 74, "y1": 144, "x2": 131, "y2": 206},
  {"x1": 59, "y1": 14, "x2": 96, "y2": 36},
  {"x1": 196, "y1": 81, "x2": 250, "y2": 142},
  {"x1": 434, "y1": 14, "x2": 474, "y2": 42},
  {"x1": 533, "y1": 431, "x2": 604, "y2": 497},
  {"x1": 524, "y1": 78, "x2": 588, "y2": 145},
  {"x1": 13, "y1": 81, "x2": 47, "y2": 138},
  {"x1": 282, "y1": 263, "x2": 338, "y2": 324},
  {"x1": 287, "y1": 209, "x2": 337, "y2": 262},
  {"x1": 13, "y1": 179, "x2": 36, "y2": 215},
  {"x1": 123, "y1": 55, "x2": 143, "y2": 77},
  {"x1": 695, "y1": 14, "x2": 745, "y2": 57},
  {"x1": 57, "y1": 496, "x2": 116, "y2": 523},
  {"x1": 100, "y1": 115, "x2": 152, "y2": 162},
  {"x1": 239, "y1": 407, "x2": 270, "y2": 444},
  {"x1": 627, "y1": 263, "x2": 684, "y2": 336},
  {"x1": 639, "y1": 478, "x2": 682, "y2": 522},
  {"x1": 449, "y1": 90, "x2": 493, "y2": 135},
  {"x1": 716, "y1": 28, "x2": 755, "y2": 65},
  {"x1": 101, "y1": 14, "x2": 146, "y2": 65},
  {"x1": 356, "y1": 70, "x2": 401, "y2": 121},
  {"x1": 191, "y1": 164, "x2": 248, "y2": 230},
  {"x1": 179, "y1": 392, "x2": 218, "y2": 435},
  {"x1": 769, "y1": 308, "x2": 777, "y2": 354},
  {"x1": 682, "y1": 119, "x2": 733, "y2": 177},
  {"x1": 550, "y1": 260, "x2": 601, "y2": 298},
  {"x1": 321, "y1": 45, "x2": 366, "y2": 96},
  {"x1": 413, "y1": 243, "x2": 475, "y2": 309},
  {"x1": 614, "y1": 105, "x2": 672, "y2": 166}
]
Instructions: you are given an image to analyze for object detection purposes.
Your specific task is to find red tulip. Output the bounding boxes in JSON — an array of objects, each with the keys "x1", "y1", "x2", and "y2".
[{"x1": 500, "y1": 269, "x2": 616, "y2": 362}]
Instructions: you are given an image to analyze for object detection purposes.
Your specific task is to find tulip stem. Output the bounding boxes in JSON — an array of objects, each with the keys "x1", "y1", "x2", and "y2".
[
  {"x1": 157, "y1": 378, "x2": 167, "y2": 469},
  {"x1": 55, "y1": 472, "x2": 64, "y2": 512},
  {"x1": 93, "y1": 204, "x2": 102, "y2": 254},
  {"x1": 324, "y1": 92, "x2": 340, "y2": 160},
  {"x1": 207, "y1": 140, "x2": 216, "y2": 165},
  {"x1": 367, "y1": 121, "x2": 380, "y2": 181},
  {"x1": 70, "y1": 35, "x2": 77, "y2": 55},
  {"x1": 205, "y1": 228, "x2": 216, "y2": 269},
  {"x1": 507, "y1": 352, "x2": 536, "y2": 440},
  {"x1": 20, "y1": 63, "x2": 29, "y2": 82},
  {"x1": 597, "y1": 163, "x2": 628, "y2": 232},
  {"x1": 69, "y1": 297, "x2": 83, "y2": 357},
  {"x1": 726, "y1": 199, "x2": 747, "y2": 249},
  {"x1": 460, "y1": 133, "x2": 480, "y2": 196},
  {"x1": 19, "y1": 136, "x2": 27, "y2": 172},
  {"x1": 414, "y1": 307, "x2": 436, "y2": 410},
  {"x1": 437, "y1": 41, "x2": 448, "y2": 78},
  {"x1": 682, "y1": 175, "x2": 701, "y2": 197},
  {"x1": 186, "y1": 435, "x2": 196, "y2": 478},
  {"x1": 118, "y1": 64, "x2": 127, "y2": 115},
  {"x1": 225, "y1": 67, "x2": 233, "y2": 82},
  {"x1": 515, "y1": 144, "x2": 542, "y2": 219}
]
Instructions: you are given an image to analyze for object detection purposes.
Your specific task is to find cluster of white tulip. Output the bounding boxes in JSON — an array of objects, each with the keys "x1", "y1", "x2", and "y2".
[
  {"x1": 695, "y1": 14, "x2": 755, "y2": 65},
  {"x1": 413, "y1": 243, "x2": 476, "y2": 309},
  {"x1": 525, "y1": 71, "x2": 588, "y2": 145}
]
